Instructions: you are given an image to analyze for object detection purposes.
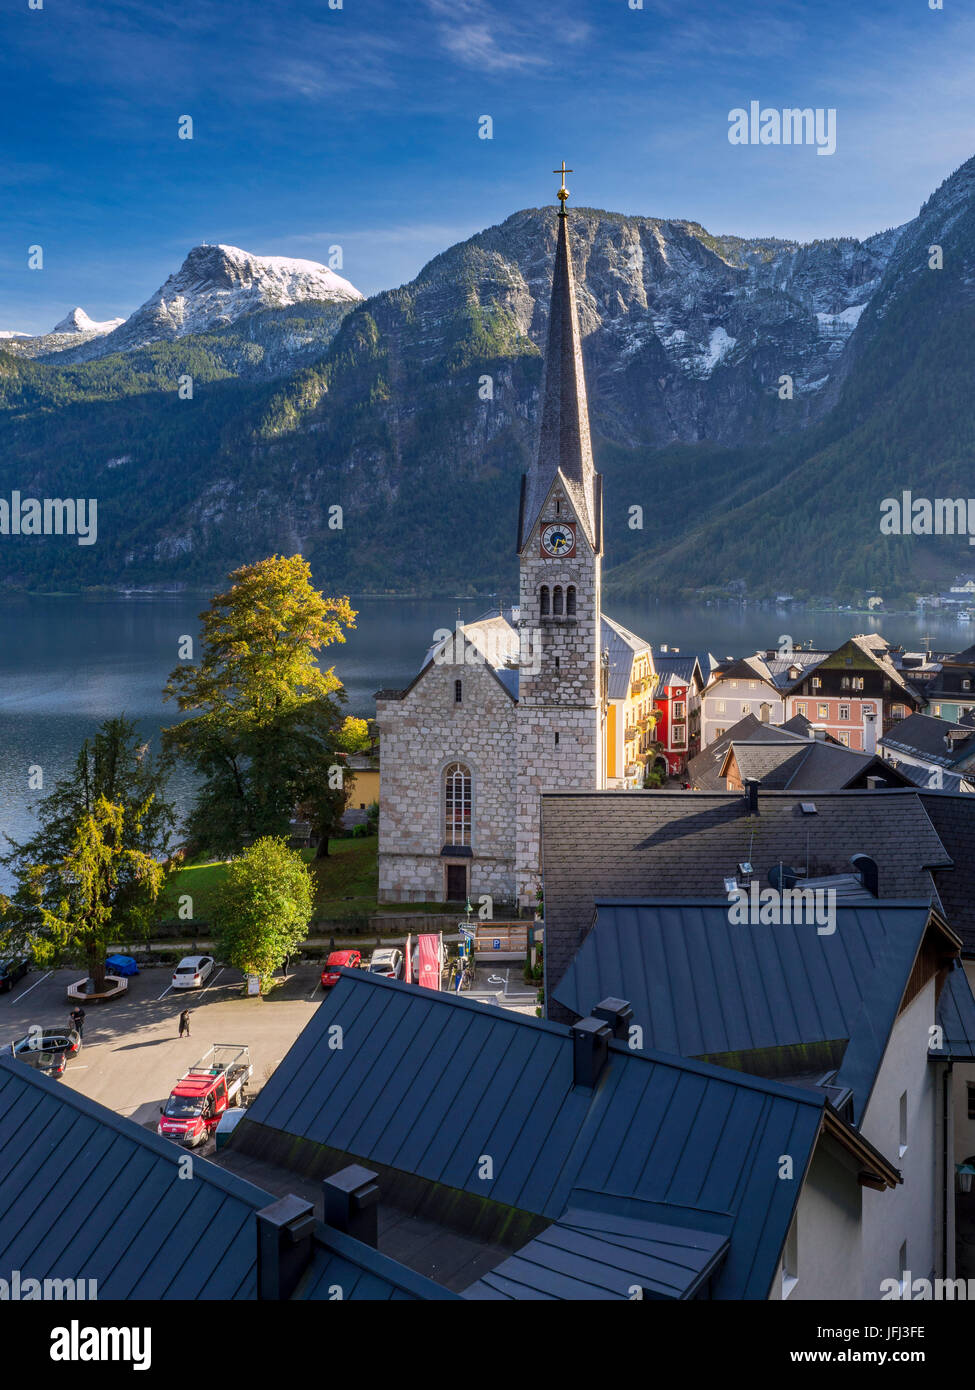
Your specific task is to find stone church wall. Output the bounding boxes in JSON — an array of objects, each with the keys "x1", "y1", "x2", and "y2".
[{"x1": 376, "y1": 657, "x2": 518, "y2": 905}]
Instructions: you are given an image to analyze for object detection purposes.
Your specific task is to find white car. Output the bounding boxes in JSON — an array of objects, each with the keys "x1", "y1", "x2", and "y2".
[
  {"x1": 172, "y1": 955, "x2": 215, "y2": 989},
  {"x1": 368, "y1": 948, "x2": 403, "y2": 979}
]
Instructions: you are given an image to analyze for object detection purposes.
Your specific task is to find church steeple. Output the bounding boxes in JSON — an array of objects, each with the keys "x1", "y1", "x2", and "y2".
[{"x1": 518, "y1": 167, "x2": 602, "y2": 555}]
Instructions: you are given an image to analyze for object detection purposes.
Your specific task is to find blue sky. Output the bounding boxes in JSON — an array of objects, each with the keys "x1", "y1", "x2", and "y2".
[{"x1": 2, "y1": 0, "x2": 974, "y2": 333}]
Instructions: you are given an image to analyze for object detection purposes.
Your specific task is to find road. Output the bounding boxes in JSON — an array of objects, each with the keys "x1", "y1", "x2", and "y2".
[{"x1": 0, "y1": 962, "x2": 325, "y2": 1141}]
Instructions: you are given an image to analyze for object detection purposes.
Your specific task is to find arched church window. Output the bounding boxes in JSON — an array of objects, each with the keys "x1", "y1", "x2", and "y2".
[
  {"x1": 553, "y1": 586, "x2": 564, "y2": 616},
  {"x1": 454, "y1": 679, "x2": 463, "y2": 704},
  {"x1": 540, "y1": 585, "x2": 550, "y2": 616},
  {"x1": 444, "y1": 763, "x2": 472, "y2": 846},
  {"x1": 566, "y1": 585, "x2": 576, "y2": 616}
]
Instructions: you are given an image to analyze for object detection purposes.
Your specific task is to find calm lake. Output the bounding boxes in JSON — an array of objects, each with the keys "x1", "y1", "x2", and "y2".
[{"x1": 0, "y1": 593, "x2": 969, "y2": 888}]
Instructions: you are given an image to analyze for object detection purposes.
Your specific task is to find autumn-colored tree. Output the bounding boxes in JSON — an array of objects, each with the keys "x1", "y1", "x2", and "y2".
[
  {"x1": 162, "y1": 555, "x2": 356, "y2": 855},
  {"x1": 0, "y1": 717, "x2": 173, "y2": 991}
]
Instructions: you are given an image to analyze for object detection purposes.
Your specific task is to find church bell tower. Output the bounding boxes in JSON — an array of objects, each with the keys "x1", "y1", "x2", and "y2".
[{"x1": 515, "y1": 164, "x2": 603, "y2": 909}]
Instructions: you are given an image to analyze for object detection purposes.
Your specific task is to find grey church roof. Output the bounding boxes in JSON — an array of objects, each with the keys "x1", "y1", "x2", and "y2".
[{"x1": 519, "y1": 208, "x2": 601, "y2": 554}]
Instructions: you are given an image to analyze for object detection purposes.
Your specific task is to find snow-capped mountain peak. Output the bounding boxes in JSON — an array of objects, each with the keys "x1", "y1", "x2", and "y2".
[
  {"x1": 50, "y1": 307, "x2": 125, "y2": 335},
  {"x1": 51, "y1": 243, "x2": 365, "y2": 361}
]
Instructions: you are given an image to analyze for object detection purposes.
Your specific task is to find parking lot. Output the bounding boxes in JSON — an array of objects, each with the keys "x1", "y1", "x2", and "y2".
[{"x1": 0, "y1": 962, "x2": 326, "y2": 1146}]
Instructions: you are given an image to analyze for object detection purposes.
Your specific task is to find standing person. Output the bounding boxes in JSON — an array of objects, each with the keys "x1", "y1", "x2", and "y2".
[
  {"x1": 178, "y1": 1009, "x2": 191, "y2": 1038},
  {"x1": 69, "y1": 1006, "x2": 85, "y2": 1038}
]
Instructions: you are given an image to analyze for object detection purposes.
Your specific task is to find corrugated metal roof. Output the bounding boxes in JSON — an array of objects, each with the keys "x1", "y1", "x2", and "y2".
[
  {"x1": 463, "y1": 1204, "x2": 729, "y2": 1301},
  {"x1": 552, "y1": 899, "x2": 934, "y2": 1123},
  {"x1": 242, "y1": 971, "x2": 827, "y2": 1299}
]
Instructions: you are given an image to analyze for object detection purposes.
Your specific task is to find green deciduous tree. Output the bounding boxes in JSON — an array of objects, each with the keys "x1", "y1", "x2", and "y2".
[
  {"x1": 162, "y1": 554, "x2": 357, "y2": 856},
  {"x1": 0, "y1": 717, "x2": 174, "y2": 992},
  {"x1": 209, "y1": 837, "x2": 313, "y2": 990}
]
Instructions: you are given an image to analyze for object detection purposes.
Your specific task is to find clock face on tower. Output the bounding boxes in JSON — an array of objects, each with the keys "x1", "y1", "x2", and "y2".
[{"x1": 540, "y1": 521, "x2": 576, "y2": 558}]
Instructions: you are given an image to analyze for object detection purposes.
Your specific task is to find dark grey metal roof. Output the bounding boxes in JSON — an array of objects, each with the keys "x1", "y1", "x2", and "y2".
[
  {"x1": 0, "y1": 1054, "x2": 451, "y2": 1301},
  {"x1": 539, "y1": 788, "x2": 951, "y2": 1015},
  {"x1": 0, "y1": 1054, "x2": 269, "y2": 1299},
  {"x1": 934, "y1": 964, "x2": 975, "y2": 1061},
  {"x1": 728, "y1": 740, "x2": 901, "y2": 792},
  {"x1": 601, "y1": 614, "x2": 651, "y2": 700},
  {"x1": 241, "y1": 970, "x2": 828, "y2": 1299},
  {"x1": 551, "y1": 898, "x2": 935, "y2": 1123},
  {"x1": 463, "y1": 1203, "x2": 729, "y2": 1301}
]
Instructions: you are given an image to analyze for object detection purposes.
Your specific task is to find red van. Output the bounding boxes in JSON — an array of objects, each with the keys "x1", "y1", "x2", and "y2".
[{"x1": 321, "y1": 950, "x2": 362, "y2": 988}]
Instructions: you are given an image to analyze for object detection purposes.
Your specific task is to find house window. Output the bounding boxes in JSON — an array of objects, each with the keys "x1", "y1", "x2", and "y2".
[
  {"x1": 717, "y1": 701, "x2": 726, "y2": 714},
  {"x1": 852, "y1": 677, "x2": 864, "y2": 691},
  {"x1": 553, "y1": 586, "x2": 564, "y2": 616},
  {"x1": 818, "y1": 704, "x2": 829, "y2": 720},
  {"x1": 742, "y1": 704, "x2": 751, "y2": 716},
  {"x1": 836, "y1": 732, "x2": 850, "y2": 746},
  {"x1": 444, "y1": 763, "x2": 472, "y2": 847},
  {"x1": 899, "y1": 1091, "x2": 908, "y2": 1158},
  {"x1": 795, "y1": 702, "x2": 807, "y2": 716},
  {"x1": 839, "y1": 705, "x2": 850, "y2": 720},
  {"x1": 964, "y1": 680, "x2": 972, "y2": 691},
  {"x1": 715, "y1": 728, "x2": 726, "y2": 738},
  {"x1": 933, "y1": 704, "x2": 941, "y2": 716},
  {"x1": 782, "y1": 1220, "x2": 798, "y2": 1300},
  {"x1": 812, "y1": 677, "x2": 822, "y2": 690},
  {"x1": 540, "y1": 585, "x2": 550, "y2": 616},
  {"x1": 674, "y1": 702, "x2": 685, "y2": 720},
  {"x1": 892, "y1": 704, "x2": 907, "y2": 720},
  {"x1": 673, "y1": 724, "x2": 686, "y2": 746},
  {"x1": 454, "y1": 679, "x2": 463, "y2": 704},
  {"x1": 841, "y1": 677, "x2": 851, "y2": 690},
  {"x1": 566, "y1": 586, "x2": 576, "y2": 616},
  {"x1": 730, "y1": 680, "x2": 738, "y2": 688}
]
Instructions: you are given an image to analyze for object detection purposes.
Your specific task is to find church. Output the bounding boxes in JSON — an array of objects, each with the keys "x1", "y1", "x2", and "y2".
[{"x1": 375, "y1": 172, "x2": 658, "y2": 912}]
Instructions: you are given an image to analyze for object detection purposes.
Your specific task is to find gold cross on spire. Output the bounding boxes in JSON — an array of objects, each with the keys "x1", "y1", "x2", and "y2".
[{"x1": 553, "y1": 161, "x2": 573, "y2": 206}]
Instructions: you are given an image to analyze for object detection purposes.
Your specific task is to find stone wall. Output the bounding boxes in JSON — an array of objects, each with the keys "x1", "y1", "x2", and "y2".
[{"x1": 376, "y1": 649, "x2": 518, "y2": 904}]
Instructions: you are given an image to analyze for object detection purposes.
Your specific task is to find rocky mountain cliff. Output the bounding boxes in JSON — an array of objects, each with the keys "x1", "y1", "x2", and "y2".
[{"x1": 2, "y1": 157, "x2": 975, "y2": 599}]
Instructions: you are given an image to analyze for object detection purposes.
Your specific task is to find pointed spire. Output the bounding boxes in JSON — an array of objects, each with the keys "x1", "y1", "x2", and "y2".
[{"x1": 519, "y1": 187, "x2": 600, "y2": 554}]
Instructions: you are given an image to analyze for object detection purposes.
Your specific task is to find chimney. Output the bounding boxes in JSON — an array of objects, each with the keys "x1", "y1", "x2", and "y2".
[
  {"x1": 850, "y1": 853, "x2": 879, "y2": 897},
  {"x1": 256, "y1": 1194, "x2": 317, "y2": 1301},
  {"x1": 744, "y1": 778, "x2": 759, "y2": 814},
  {"x1": 322, "y1": 1164, "x2": 380, "y2": 1248},
  {"x1": 572, "y1": 1016, "x2": 612, "y2": 1088},
  {"x1": 863, "y1": 708, "x2": 877, "y2": 755},
  {"x1": 593, "y1": 997, "x2": 633, "y2": 1040}
]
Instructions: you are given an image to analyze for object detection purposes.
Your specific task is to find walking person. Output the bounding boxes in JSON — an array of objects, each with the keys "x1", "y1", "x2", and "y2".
[
  {"x1": 178, "y1": 1009, "x2": 191, "y2": 1038},
  {"x1": 69, "y1": 1006, "x2": 85, "y2": 1039}
]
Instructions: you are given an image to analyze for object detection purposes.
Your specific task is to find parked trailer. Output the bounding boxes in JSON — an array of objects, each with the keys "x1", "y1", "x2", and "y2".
[{"x1": 157, "y1": 1044, "x2": 253, "y2": 1149}]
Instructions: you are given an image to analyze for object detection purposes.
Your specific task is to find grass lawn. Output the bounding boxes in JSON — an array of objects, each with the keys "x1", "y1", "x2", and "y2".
[{"x1": 159, "y1": 836, "x2": 460, "y2": 925}]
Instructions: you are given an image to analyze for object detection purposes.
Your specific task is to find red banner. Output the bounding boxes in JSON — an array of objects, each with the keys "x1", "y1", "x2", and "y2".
[{"x1": 417, "y1": 934, "x2": 441, "y2": 991}]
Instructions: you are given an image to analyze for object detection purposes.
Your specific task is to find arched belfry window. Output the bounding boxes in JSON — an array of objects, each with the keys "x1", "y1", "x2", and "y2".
[
  {"x1": 553, "y1": 586, "x2": 564, "y2": 616},
  {"x1": 566, "y1": 585, "x2": 576, "y2": 616},
  {"x1": 540, "y1": 585, "x2": 550, "y2": 616},
  {"x1": 444, "y1": 763, "x2": 472, "y2": 846}
]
